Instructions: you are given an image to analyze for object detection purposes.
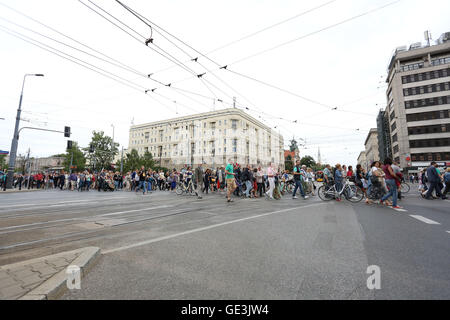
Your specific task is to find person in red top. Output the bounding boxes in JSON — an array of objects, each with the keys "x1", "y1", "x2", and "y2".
[
  {"x1": 380, "y1": 158, "x2": 402, "y2": 209},
  {"x1": 347, "y1": 166, "x2": 354, "y2": 179}
]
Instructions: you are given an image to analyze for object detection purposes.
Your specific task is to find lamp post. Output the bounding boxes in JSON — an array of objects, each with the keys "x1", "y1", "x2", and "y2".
[{"x1": 6, "y1": 74, "x2": 44, "y2": 189}]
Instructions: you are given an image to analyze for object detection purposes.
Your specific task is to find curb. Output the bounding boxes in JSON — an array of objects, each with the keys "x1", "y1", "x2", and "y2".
[
  {"x1": 1, "y1": 189, "x2": 44, "y2": 193},
  {"x1": 18, "y1": 247, "x2": 101, "y2": 300}
]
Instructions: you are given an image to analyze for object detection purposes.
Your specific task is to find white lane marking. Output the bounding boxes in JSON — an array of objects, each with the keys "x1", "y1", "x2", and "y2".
[
  {"x1": 103, "y1": 203, "x2": 325, "y2": 254},
  {"x1": 0, "y1": 205, "x2": 174, "y2": 232},
  {"x1": 447, "y1": 231, "x2": 450, "y2": 234},
  {"x1": 0, "y1": 197, "x2": 132, "y2": 212},
  {"x1": 409, "y1": 215, "x2": 441, "y2": 225},
  {"x1": 1, "y1": 196, "x2": 130, "y2": 209},
  {"x1": 393, "y1": 208, "x2": 407, "y2": 212}
]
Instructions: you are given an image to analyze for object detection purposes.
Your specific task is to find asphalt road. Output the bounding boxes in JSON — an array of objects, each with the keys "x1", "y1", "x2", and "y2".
[{"x1": 0, "y1": 185, "x2": 449, "y2": 299}]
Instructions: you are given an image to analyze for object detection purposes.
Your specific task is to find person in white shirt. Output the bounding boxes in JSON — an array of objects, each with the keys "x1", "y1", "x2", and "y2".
[{"x1": 265, "y1": 163, "x2": 276, "y2": 200}]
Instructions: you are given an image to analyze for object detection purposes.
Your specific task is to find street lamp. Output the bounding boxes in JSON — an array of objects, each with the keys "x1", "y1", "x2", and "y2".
[{"x1": 6, "y1": 73, "x2": 44, "y2": 189}]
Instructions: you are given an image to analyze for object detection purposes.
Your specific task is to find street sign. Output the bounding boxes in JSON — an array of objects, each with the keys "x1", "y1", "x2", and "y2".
[
  {"x1": 70, "y1": 165, "x2": 77, "y2": 169},
  {"x1": 0, "y1": 150, "x2": 9, "y2": 155}
]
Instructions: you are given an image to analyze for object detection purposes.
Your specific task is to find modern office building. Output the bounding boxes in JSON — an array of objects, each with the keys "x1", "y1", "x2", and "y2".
[
  {"x1": 364, "y1": 128, "x2": 380, "y2": 165},
  {"x1": 385, "y1": 32, "x2": 450, "y2": 170},
  {"x1": 129, "y1": 108, "x2": 285, "y2": 169}
]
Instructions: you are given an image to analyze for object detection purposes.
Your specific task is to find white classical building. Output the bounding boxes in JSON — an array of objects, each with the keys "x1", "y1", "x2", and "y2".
[{"x1": 129, "y1": 108, "x2": 285, "y2": 169}]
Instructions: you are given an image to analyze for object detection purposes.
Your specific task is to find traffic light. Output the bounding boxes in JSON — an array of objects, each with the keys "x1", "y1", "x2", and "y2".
[
  {"x1": 67, "y1": 140, "x2": 72, "y2": 150},
  {"x1": 64, "y1": 126, "x2": 71, "y2": 138},
  {"x1": 89, "y1": 144, "x2": 94, "y2": 153}
]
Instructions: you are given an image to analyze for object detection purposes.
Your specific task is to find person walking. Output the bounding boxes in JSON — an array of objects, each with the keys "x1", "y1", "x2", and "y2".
[
  {"x1": 225, "y1": 159, "x2": 236, "y2": 202},
  {"x1": 442, "y1": 167, "x2": 450, "y2": 197},
  {"x1": 265, "y1": 163, "x2": 276, "y2": 200},
  {"x1": 424, "y1": 162, "x2": 446, "y2": 200},
  {"x1": 334, "y1": 164, "x2": 344, "y2": 202},
  {"x1": 380, "y1": 158, "x2": 403, "y2": 208},
  {"x1": 242, "y1": 165, "x2": 253, "y2": 198},
  {"x1": 292, "y1": 160, "x2": 307, "y2": 200},
  {"x1": 194, "y1": 163, "x2": 204, "y2": 199}
]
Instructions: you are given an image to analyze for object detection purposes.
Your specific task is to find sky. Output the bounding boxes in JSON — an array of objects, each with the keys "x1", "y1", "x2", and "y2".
[{"x1": 1, "y1": 0, "x2": 449, "y2": 166}]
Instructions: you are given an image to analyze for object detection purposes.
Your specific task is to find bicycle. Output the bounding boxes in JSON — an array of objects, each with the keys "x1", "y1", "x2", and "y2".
[
  {"x1": 318, "y1": 178, "x2": 364, "y2": 203},
  {"x1": 176, "y1": 179, "x2": 196, "y2": 196},
  {"x1": 400, "y1": 182, "x2": 410, "y2": 193}
]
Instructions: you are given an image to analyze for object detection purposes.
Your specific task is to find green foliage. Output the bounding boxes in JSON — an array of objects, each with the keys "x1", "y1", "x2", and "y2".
[
  {"x1": 84, "y1": 131, "x2": 118, "y2": 171},
  {"x1": 63, "y1": 142, "x2": 86, "y2": 172},
  {"x1": 300, "y1": 156, "x2": 316, "y2": 168},
  {"x1": 121, "y1": 149, "x2": 157, "y2": 173},
  {"x1": 0, "y1": 154, "x2": 6, "y2": 171},
  {"x1": 285, "y1": 160, "x2": 293, "y2": 172}
]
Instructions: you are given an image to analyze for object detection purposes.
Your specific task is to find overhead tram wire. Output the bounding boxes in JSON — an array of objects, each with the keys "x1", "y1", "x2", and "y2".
[
  {"x1": 80, "y1": 0, "x2": 200, "y2": 77},
  {"x1": 207, "y1": 0, "x2": 338, "y2": 54},
  {"x1": 0, "y1": 0, "x2": 210, "y2": 98},
  {"x1": 0, "y1": 24, "x2": 145, "y2": 92},
  {"x1": 116, "y1": 1, "x2": 380, "y2": 119},
  {"x1": 0, "y1": 16, "x2": 150, "y2": 79},
  {"x1": 0, "y1": 1, "x2": 145, "y2": 77},
  {"x1": 0, "y1": 24, "x2": 187, "y2": 114},
  {"x1": 114, "y1": 0, "x2": 259, "y2": 109},
  {"x1": 146, "y1": 0, "x2": 338, "y2": 76},
  {"x1": 227, "y1": 0, "x2": 402, "y2": 66},
  {"x1": 81, "y1": 0, "x2": 225, "y2": 105}
]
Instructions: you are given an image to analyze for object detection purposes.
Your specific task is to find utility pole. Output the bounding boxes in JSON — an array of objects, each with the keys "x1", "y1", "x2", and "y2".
[
  {"x1": 69, "y1": 150, "x2": 73, "y2": 174},
  {"x1": 6, "y1": 73, "x2": 44, "y2": 189},
  {"x1": 120, "y1": 146, "x2": 124, "y2": 174},
  {"x1": 25, "y1": 148, "x2": 30, "y2": 189}
]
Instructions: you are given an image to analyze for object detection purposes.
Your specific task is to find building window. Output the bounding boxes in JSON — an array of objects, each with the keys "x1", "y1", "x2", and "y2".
[
  {"x1": 411, "y1": 152, "x2": 450, "y2": 161},
  {"x1": 393, "y1": 145, "x2": 399, "y2": 154},
  {"x1": 391, "y1": 121, "x2": 397, "y2": 132},
  {"x1": 392, "y1": 133, "x2": 398, "y2": 142},
  {"x1": 232, "y1": 139, "x2": 237, "y2": 153},
  {"x1": 232, "y1": 120, "x2": 237, "y2": 130},
  {"x1": 410, "y1": 138, "x2": 450, "y2": 148},
  {"x1": 405, "y1": 95, "x2": 450, "y2": 109}
]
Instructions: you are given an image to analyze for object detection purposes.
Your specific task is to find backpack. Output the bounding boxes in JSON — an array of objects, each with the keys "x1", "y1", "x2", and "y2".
[{"x1": 444, "y1": 173, "x2": 450, "y2": 183}]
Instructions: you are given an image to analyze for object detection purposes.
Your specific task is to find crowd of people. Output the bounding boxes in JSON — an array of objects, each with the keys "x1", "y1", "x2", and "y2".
[
  {"x1": 320, "y1": 159, "x2": 448, "y2": 209},
  {"x1": 2, "y1": 160, "x2": 449, "y2": 207}
]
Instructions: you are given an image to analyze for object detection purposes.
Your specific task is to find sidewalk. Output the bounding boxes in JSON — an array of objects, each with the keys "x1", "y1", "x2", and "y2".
[{"x1": 0, "y1": 247, "x2": 100, "y2": 300}]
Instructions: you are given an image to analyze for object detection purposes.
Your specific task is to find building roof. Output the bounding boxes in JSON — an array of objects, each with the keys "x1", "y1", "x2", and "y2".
[
  {"x1": 284, "y1": 150, "x2": 295, "y2": 159},
  {"x1": 130, "y1": 108, "x2": 283, "y2": 139},
  {"x1": 364, "y1": 128, "x2": 378, "y2": 147}
]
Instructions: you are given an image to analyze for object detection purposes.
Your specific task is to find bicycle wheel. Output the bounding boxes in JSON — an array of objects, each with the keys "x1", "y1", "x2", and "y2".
[
  {"x1": 189, "y1": 184, "x2": 197, "y2": 196},
  {"x1": 345, "y1": 185, "x2": 364, "y2": 203},
  {"x1": 318, "y1": 186, "x2": 334, "y2": 201},
  {"x1": 175, "y1": 184, "x2": 183, "y2": 195},
  {"x1": 401, "y1": 182, "x2": 410, "y2": 194}
]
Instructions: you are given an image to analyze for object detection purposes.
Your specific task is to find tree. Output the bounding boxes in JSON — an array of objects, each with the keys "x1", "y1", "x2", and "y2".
[
  {"x1": 142, "y1": 151, "x2": 155, "y2": 169},
  {"x1": 285, "y1": 154, "x2": 294, "y2": 172},
  {"x1": 63, "y1": 142, "x2": 86, "y2": 172},
  {"x1": 0, "y1": 154, "x2": 6, "y2": 171},
  {"x1": 122, "y1": 149, "x2": 142, "y2": 173},
  {"x1": 289, "y1": 138, "x2": 298, "y2": 152},
  {"x1": 84, "y1": 131, "x2": 118, "y2": 171},
  {"x1": 300, "y1": 155, "x2": 316, "y2": 168}
]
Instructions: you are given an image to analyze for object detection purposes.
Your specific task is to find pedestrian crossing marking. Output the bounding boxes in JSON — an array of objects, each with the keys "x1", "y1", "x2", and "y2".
[{"x1": 409, "y1": 215, "x2": 441, "y2": 225}]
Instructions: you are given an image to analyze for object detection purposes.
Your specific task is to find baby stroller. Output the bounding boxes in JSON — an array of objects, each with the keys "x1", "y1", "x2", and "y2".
[{"x1": 103, "y1": 178, "x2": 115, "y2": 192}]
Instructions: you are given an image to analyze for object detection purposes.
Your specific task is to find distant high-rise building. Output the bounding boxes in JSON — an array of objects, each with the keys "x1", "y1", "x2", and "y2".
[
  {"x1": 376, "y1": 109, "x2": 392, "y2": 162},
  {"x1": 385, "y1": 32, "x2": 450, "y2": 170}
]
